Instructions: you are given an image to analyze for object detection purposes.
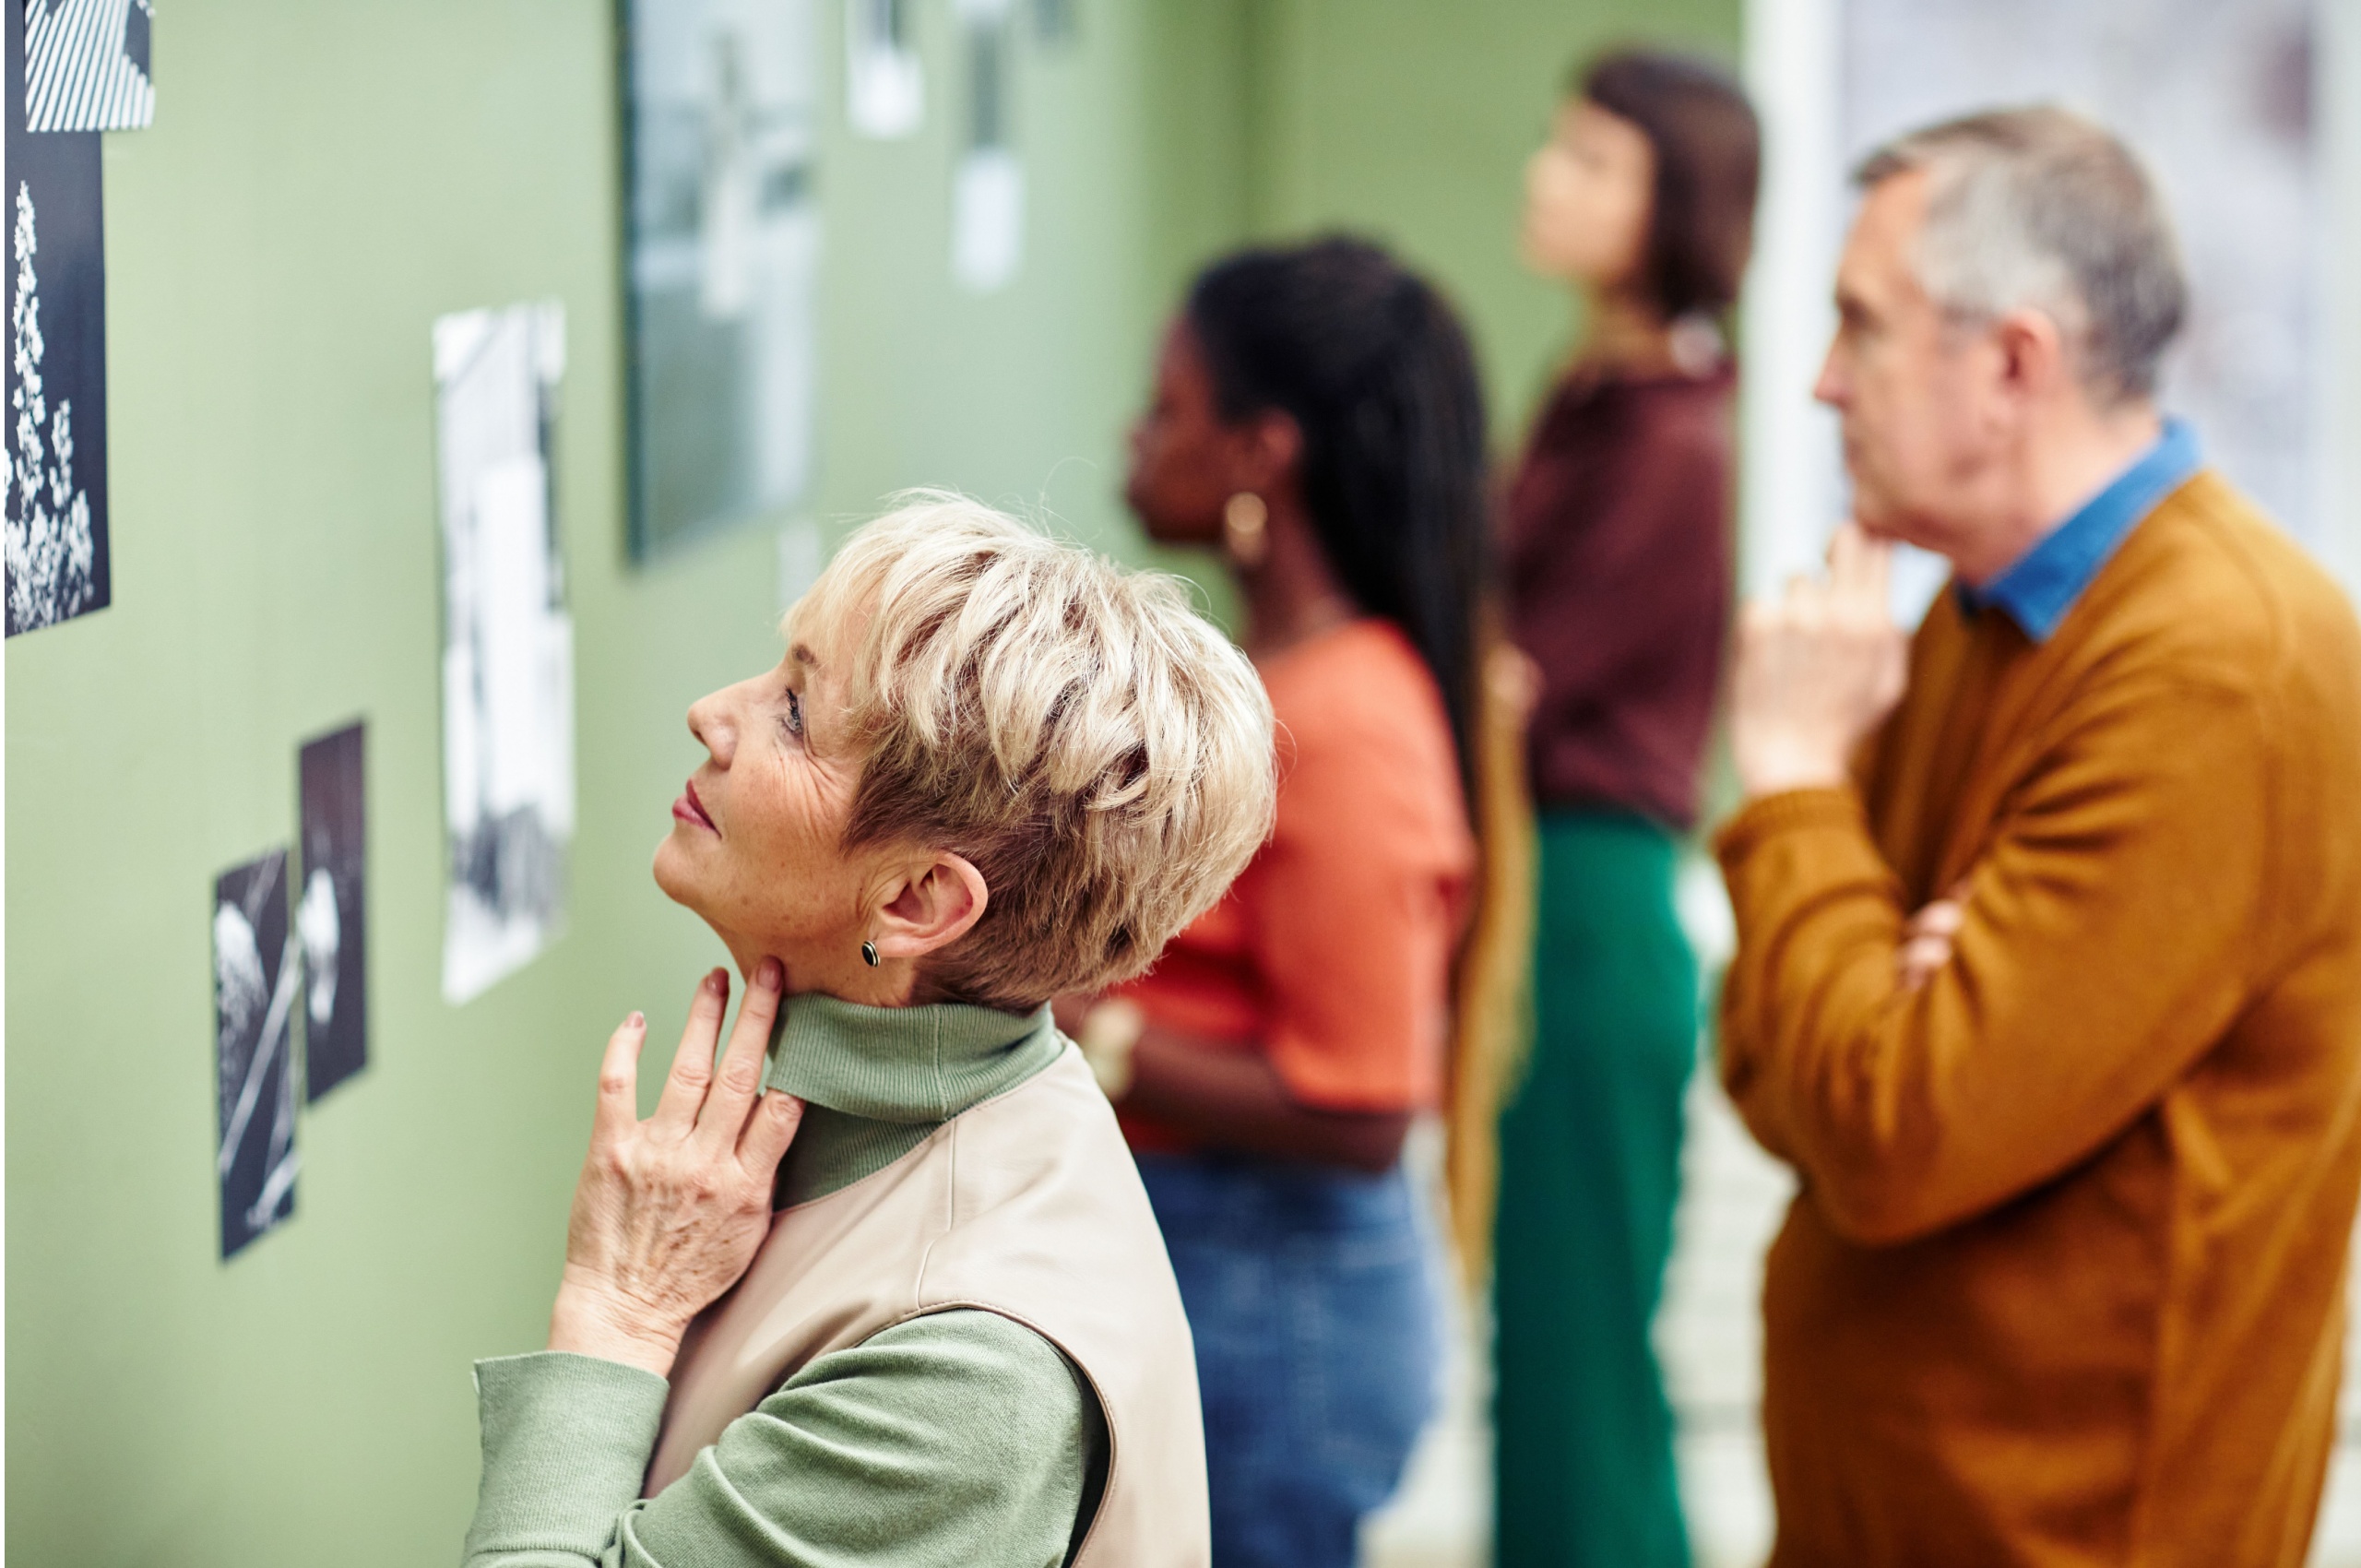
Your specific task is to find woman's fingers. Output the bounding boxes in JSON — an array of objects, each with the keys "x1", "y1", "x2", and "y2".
[
  {"x1": 651, "y1": 968, "x2": 731, "y2": 1135},
  {"x1": 738, "y1": 1091, "x2": 806, "y2": 1178},
  {"x1": 699, "y1": 957, "x2": 785, "y2": 1148},
  {"x1": 593, "y1": 1012, "x2": 648, "y2": 1142}
]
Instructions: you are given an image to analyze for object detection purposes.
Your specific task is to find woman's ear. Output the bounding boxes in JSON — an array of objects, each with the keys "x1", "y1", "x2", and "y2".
[
  {"x1": 872, "y1": 853, "x2": 990, "y2": 961},
  {"x1": 1240, "y1": 409, "x2": 1303, "y2": 496}
]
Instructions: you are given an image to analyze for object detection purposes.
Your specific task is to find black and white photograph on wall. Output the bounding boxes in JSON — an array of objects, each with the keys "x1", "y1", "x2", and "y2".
[
  {"x1": 950, "y1": 0, "x2": 1022, "y2": 293},
  {"x1": 845, "y1": 0, "x2": 921, "y2": 138},
  {"x1": 298, "y1": 721, "x2": 368, "y2": 1100},
  {"x1": 623, "y1": 0, "x2": 820, "y2": 559},
  {"x1": 23, "y1": 0, "x2": 155, "y2": 132},
  {"x1": 215, "y1": 847, "x2": 299, "y2": 1260},
  {"x1": 433, "y1": 303, "x2": 575, "y2": 1006},
  {"x1": 4, "y1": 0, "x2": 110, "y2": 637}
]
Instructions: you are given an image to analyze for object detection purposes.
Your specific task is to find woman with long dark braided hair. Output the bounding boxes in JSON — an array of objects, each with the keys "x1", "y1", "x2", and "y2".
[{"x1": 1060, "y1": 236, "x2": 1493, "y2": 1566}]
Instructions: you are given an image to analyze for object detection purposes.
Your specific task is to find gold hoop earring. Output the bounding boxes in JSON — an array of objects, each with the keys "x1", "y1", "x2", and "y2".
[
  {"x1": 1222, "y1": 492, "x2": 1270, "y2": 568},
  {"x1": 860, "y1": 940, "x2": 881, "y2": 968}
]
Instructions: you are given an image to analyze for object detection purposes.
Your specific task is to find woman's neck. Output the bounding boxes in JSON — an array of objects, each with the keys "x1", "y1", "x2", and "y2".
[
  {"x1": 1572, "y1": 284, "x2": 1677, "y2": 379},
  {"x1": 1238, "y1": 497, "x2": 1359, "y2": 661}
]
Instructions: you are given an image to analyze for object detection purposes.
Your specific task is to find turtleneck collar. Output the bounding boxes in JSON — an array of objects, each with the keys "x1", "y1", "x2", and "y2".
[{"x1": 763, "y1": 992, "x2": 1066, "y2": 1206}]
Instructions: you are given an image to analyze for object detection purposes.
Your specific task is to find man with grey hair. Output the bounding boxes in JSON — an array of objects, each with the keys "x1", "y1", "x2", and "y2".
[{"x1": 1716, "y1": 106, "x2": 2361, "y2": 1564}]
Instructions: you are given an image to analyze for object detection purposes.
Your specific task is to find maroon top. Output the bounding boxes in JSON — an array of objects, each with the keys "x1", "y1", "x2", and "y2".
[{"x1": 1505, "y1": 365, "x2": 1737, "y2": 830}]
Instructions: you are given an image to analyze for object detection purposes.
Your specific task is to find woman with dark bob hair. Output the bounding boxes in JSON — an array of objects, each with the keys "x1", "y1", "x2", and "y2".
[
  {"x1": 461, "y1": 498, "x2": 1276, "y2": 1567},
  {"x1": 1491, "y1": 47, "x2": 1760, "y2": 1568},
  {"x1": 1062, "y1": 237, "x2": 1490, "y2": 1566}
]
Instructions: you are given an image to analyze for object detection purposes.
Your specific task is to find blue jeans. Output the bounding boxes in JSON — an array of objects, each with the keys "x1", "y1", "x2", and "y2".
[{"x1": 1138, "y1": 1151, "x2": 1440, "y2": 1568}]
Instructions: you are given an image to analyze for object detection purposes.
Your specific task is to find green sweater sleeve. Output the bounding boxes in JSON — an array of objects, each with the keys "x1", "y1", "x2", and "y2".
[{"x1": 463, "y1": 1310, "x2": 1098, "y2": 1568}]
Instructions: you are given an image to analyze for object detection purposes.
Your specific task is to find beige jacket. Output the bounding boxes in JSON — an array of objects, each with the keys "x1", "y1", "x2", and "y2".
[{"x1": 648, "y1": 1044, "x2": 1209, "y2": 1566}]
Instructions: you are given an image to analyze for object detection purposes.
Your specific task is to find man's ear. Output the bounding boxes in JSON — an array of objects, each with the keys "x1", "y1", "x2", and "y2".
[
  {"x1": 1992, "y1": 306, "x2": 2070, "y2": 404},
  {"x1": 871, "y1": 853, "x2": 990, "y2": 962}
]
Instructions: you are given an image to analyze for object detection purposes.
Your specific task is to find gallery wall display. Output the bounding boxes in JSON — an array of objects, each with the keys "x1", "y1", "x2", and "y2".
[
  {"x1": 433, "y1": 303, "x2": 575, "y2": 1005},
  {"x1": 214, "y1": 848, "x2": 300, "y2": 1260},
  {"x1": 299, "y1": 722, "x2": 369, "y2": 1100},
  {"x1": 622, "y1": 0, "x2": 821, "y2": 559}
]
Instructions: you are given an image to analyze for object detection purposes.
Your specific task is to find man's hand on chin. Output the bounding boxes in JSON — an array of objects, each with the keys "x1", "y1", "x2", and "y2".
[{"x1": 1730, "y1": 522, "x2": 1909, "y2": 801}]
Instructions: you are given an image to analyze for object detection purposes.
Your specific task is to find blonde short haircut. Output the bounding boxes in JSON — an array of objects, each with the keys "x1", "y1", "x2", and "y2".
[{"x1": 792, "y1": 494, "x2": 1276, "y2": 1012}]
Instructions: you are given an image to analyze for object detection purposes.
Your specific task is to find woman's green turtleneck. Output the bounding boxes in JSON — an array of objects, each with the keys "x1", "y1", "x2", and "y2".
[{"x1": 462, "y1": 996, "x2": 1102, "y2": 1568}]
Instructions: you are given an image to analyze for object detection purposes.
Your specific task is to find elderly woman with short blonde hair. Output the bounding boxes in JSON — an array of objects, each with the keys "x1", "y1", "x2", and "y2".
[{"x1": 461, "y1": 497, "x2": 1274, "y2": 1568}]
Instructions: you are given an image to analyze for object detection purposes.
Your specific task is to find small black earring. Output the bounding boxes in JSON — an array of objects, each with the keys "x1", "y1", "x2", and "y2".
[{"x1": 860, "y1": 939, "x2": 881, "y2": 968}]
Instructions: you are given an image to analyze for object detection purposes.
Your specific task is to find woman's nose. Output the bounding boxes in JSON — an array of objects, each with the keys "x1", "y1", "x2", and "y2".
[{"x1": 686, "y1": 690, "x2": 737, "y2": 766}]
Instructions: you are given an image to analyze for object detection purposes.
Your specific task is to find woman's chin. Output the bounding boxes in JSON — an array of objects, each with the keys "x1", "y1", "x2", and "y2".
[{"x1": 651, "y1": 835, "x2": 703, "y2": 910}]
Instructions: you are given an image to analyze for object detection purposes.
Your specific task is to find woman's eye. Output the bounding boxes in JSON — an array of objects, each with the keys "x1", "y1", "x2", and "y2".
[{"x1": 781, "y1": 689, "x2": 804, "y2": 739}]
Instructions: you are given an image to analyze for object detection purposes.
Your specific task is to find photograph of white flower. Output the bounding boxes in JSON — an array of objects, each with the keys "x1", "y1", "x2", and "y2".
[
  {"x1": 215, "y1": 847, "x2": 299, "y2": 1260},
  {"x1": 5, "y1": 0, "x2": 110, "y2": 637},
  {"x1": 433, "y1": 303, "x2": 574, "y2": 1006},
  {"x1": 623, "y1": 0, "x2": 820, "y2": 558}
]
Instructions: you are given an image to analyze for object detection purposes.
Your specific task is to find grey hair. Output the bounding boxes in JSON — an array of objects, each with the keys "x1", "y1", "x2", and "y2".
[{"x1": 1856, "y1": 105, "x2": 2187, "y2": 404}]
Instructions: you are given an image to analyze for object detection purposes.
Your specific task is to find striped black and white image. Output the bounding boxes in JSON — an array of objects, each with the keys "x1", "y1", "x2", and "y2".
[
  {"x1": 4, "y1": 0, "x2": 111, "y2": 638},
  {"x1": 215, "y1": 847, "x2": 300, "y2": 1261},
  {"x1": 23, "y1": 0, "x2": 153, "y2": 133}
]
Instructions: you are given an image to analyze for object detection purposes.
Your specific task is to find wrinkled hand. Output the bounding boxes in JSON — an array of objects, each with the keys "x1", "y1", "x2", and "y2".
[
  {"x1": 1896, "y1": 884, "x2": 1968, "y2": 992},
  {"x1": 547, "y1": 960, "x2": 805, "y2": 1377},
  {"x1": 1731, "y1": 523, "x2": 1909, "y2": 800}
]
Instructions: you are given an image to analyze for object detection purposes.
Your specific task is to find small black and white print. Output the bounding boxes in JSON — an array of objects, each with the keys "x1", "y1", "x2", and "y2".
[
  {"x1": 4, "y1": 0, "x2": 111, "y2": 637},
  {"x1": 298, "y1": 722, "x2": 368, "y2": 1101},
  {"x1": 23, "y1": 0, "x2": 153, "y2": 132},
  {"x1": 215, "y1": 848, "x2": 299, "y2": 1260}
]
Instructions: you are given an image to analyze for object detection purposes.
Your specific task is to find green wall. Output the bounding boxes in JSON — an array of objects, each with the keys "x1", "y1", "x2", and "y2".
[{"x1": 5, "y1": 2, "x2": 1732, "y2": 1562}]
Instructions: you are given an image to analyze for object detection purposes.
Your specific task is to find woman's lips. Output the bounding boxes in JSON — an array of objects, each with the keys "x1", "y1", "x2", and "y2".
[{"x1": 673, "y1": 780, "x2": 718, "y2": 833}]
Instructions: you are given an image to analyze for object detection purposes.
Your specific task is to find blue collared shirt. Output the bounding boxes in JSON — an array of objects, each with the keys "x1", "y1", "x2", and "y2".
[{"x1": 1960, "y1": 419, "x2": 2202, "y2": 642}]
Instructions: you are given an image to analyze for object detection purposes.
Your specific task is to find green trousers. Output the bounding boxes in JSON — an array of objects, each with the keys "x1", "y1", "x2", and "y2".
[{"x1": 1492, "y1": 810, "x2": 1696, "y2": 1568}]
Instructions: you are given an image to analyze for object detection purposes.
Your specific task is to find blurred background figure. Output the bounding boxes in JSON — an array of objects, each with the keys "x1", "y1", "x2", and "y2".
[
  {"x1": 1061, "y1": 236, "x2": 1490, "y2": 1568},
  {"x1": 1491, "y1": 48, "x2": 1760, "y2": 1568}
]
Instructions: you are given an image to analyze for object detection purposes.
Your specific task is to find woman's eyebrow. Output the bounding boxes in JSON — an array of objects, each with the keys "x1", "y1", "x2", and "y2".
[{"x1": 789, "y1": 643, "x2": 818, "y2": 671}]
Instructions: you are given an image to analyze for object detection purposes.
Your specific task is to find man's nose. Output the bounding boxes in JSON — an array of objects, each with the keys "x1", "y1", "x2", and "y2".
[{"x1": 1811, "y1": 342, "x2": 1847, "y2": 409}]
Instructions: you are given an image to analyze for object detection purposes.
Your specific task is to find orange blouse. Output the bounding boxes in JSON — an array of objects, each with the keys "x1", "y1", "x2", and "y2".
[{"x1": 1116, "y1": 619, "x2": 1476, "y2": 1152}]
